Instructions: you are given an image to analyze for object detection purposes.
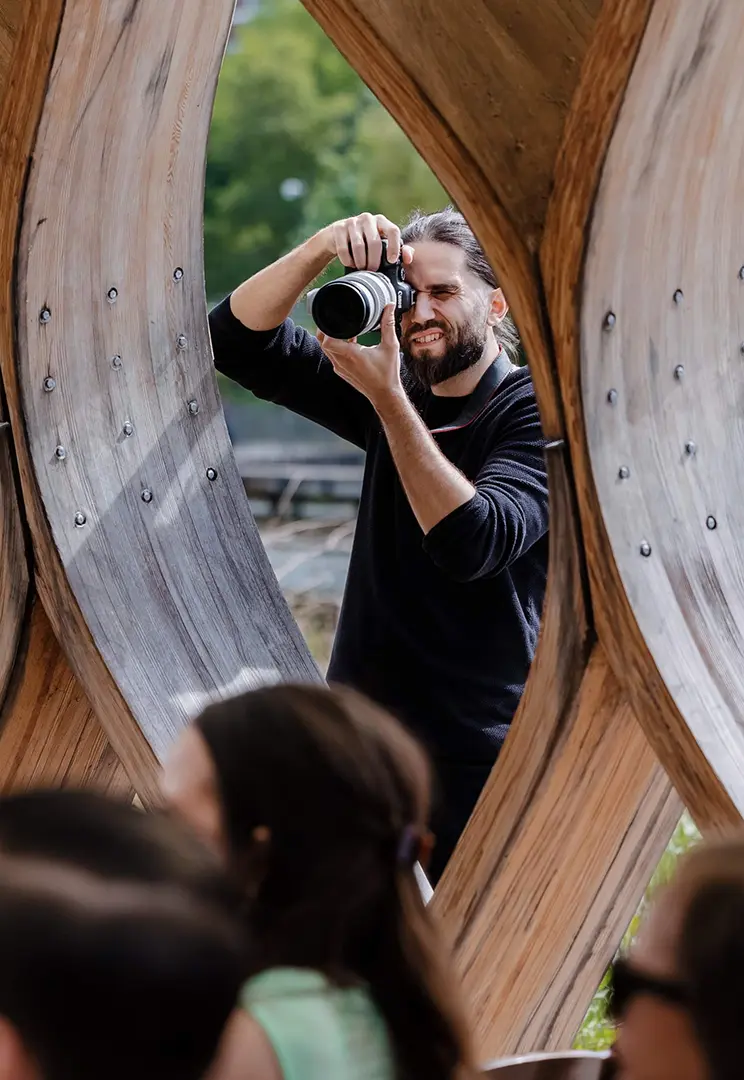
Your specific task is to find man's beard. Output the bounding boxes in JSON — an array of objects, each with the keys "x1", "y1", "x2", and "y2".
[{"x1": 401, "y1": 318, "x2": 490, "y2": 392}]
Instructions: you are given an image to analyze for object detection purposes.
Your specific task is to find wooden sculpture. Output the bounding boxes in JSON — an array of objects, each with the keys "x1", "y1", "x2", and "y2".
[{"x1": 0, "y1": 0, "x2": 741, "y2": 1062}]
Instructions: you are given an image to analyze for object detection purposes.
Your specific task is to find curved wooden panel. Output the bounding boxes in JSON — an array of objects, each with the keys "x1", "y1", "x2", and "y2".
[
  {"x1": 0, "y1": 0, "x2": 31, "y2": 711},
  {"x1": 9, "y1": 0, "x2": 319, "y2": 798},
  {"x1": 0, "y1": 600, "x2": 131, "y2": 795},
  {"x1": 580, "y1": 0, "x2": 744, "y2": 824},
  {"x1": 303, "y1": 0, "x2": 678, "y2": 1055}
]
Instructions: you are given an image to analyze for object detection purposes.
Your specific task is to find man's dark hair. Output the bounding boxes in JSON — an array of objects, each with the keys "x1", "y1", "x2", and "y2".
[
  {"x1": 401, "y1": 206, "x2": 521, "y2": 362},
  {"x1": 0, "y1": 857, "x2": 244, "y2": 1080}
]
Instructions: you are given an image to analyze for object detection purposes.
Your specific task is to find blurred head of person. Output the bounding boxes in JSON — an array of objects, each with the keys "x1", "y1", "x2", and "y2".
[
  {"x1": 162, "y1": 682, "x2": 473, "y2": 1080},
  {"x1": 0, "y1": 855, "x2": 244, "y2": 1080},
  {"x1": 0, "y1": 788, "x2": 236, "y2": 910},
  {"x1": 612, "y1": 834, "x2": 744, "y2": 1080}
]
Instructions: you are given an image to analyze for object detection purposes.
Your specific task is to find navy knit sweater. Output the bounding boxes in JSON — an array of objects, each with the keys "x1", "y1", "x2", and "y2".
[{"x1": 210, "y1": 297, "x2": 549, "y2": 763}]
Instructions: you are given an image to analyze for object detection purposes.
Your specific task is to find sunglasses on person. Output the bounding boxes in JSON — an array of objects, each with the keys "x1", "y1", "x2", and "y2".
[{"x1": 608, "y1": 957, "x2": 691, "y2": 1020}]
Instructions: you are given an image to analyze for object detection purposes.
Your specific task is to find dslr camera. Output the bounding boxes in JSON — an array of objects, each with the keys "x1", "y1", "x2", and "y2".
[{"x1": 307, "y1": 240, "x2": 416, "y2": 339}]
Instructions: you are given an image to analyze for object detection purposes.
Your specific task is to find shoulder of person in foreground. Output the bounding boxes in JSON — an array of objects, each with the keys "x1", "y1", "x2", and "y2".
[{"x1": 206, "y1": 1008, "x2": 284, "y2": 1080}]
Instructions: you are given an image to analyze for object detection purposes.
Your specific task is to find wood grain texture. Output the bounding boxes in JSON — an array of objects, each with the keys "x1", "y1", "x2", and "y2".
[
  {"x1": 0, "y1": 600, "x2": 131, "y2": 795},
  {"x1": 301, "y1": 0, "x2": 679, "y2": 1054},
  {"x1": 0, "y1": 0, "x2": 30, "y2": 714},
  {"x1": 0, "y1": 0, "x2": 131, "y2": 798},
  {"x1": 434, "y1": 455, "x2": 679, "y2": 1057},
  {"x1": 11, "y1": 0, "x2": 319, "y2": 799},
  {"x1": 580, "y1": 0, "x2": 744, "y2": 824},
  {"x1": 303, "y1": 0, "x2": 602, "y2": 250}
]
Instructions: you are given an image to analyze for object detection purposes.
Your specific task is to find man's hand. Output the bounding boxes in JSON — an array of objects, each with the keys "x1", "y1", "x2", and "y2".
[
  {"x1": 317, "y1": 303, "x2": 403, "y2": 410},
  {"x1": 322, "y1": 213, "x2": 414, "y2": 270}
]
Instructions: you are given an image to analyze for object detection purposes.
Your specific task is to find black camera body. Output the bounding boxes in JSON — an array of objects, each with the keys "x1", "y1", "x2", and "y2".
[{"x1": 307, "y1": 240, "x2": 416, "y2": 339}]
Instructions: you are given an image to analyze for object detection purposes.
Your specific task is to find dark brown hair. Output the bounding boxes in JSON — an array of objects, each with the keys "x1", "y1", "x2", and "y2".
[
  {"x1": 401, "y1": 206, "x2": 520, "y2": 363},
  {"x1": 195, "y1": 683, "x2": 474, "y2": 1080},
  {"x1": 673, "y1": 837, "x2": 744, "y2": 1080}
]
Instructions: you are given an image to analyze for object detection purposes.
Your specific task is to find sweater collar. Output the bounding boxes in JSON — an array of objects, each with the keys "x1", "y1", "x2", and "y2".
[{"x1": 426, "y1": 350, "x2": 514, "y2": 434}]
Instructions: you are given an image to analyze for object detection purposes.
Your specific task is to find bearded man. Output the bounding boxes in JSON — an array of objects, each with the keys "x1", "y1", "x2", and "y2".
[{"x1": 209, "y1": 208, "x2": 549, "y2": 883}]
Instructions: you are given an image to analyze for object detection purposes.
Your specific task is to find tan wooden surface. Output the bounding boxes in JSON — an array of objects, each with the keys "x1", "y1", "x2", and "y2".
[
  {"x1": 302, "y1": 0, "x2": 679, "y2": 1056},
  {"x1": 0, "y1": 0, "x2": 30, "y2": 714},
  {"x1": 0, "y1": 600, "x2": 131, "y2": 795},
  {"x1": 0, "y1": 0, "x2": 132, "y2": 797},
  {"x1": 581, "y1": 0, "x2": 744, "y2": 824},
  {"x1": 11, "y1": 0, "x2": 319, "y2": 799}
]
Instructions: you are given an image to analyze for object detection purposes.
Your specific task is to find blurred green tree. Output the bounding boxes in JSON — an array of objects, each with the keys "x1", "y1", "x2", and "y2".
[{"x1": 204, "y1": 0, "x2": 447, "y2": 302}]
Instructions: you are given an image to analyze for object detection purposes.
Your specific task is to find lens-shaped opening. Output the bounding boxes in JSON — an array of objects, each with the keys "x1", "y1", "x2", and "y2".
[{"x1": 311, "y1": 281, "x2": 369, "y2": 339}]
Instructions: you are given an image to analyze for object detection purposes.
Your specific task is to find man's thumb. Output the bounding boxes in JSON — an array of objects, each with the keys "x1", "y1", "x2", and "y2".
[{"x1": 381, "y1": 303, "x2": 397, "y2": 345}]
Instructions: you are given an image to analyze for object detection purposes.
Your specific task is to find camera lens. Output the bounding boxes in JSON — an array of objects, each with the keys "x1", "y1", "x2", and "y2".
[
  {"x1": 311, "y1": 280, "x2": 368, "y2": 339},
  {"x1": 310, "y1": 271, "x2": 397, "y2": 338}
]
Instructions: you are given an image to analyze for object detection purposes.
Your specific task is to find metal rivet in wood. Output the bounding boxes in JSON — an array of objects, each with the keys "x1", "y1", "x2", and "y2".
[
  {"x1": 640, "y1": 541, "x2": 652, "y2": 557},
  {"x1": 73, "y1": 512, "x2": 87, "y2": 528},
  {"x1": 107, "y1": 287, "x2": 118, "y2": 303},
  {"x1": 111, "y1": 354, "x2": 122, "y2": 369},
  {"x1": 122, "y1": 421, "x2": 133, "y2": 437},
  {"x1": 685, "y1": 440, "x2": 697, "y2": 456},
  {"x1": 39, "y1": 306, "x2": 51, "y2": 324},
  {"x1": 603, "y1": 311, "x2": 616, "y2": 330},
  {"x1": 176, "y1": 334, "x2": 187, "y2": 350},
  {"x1": 674, "y1": 364, "x2": 684, "y2": 379},
  {"x1": 706, "y1": 515, "x2": 717, "y2": 530},
  {"x1": 607, "y1": 388, "x2": 618, "y2": 405},
  {"x1": 141, "y1": 489, "x2": 153, "y2": 504},
  {"x1": 54, "y1": 445, "x2": 66, "y2": 460},
  {"x1": 618, "y1": 465, "x2": 630, "y2": 479},
  {"x1": 187, "y1": 399, "x2": 199, "y2": 415},
  {"x1": 673, "y1": 289, "x2": 684, "y2": 304},
  {"x1": 42, "y1": 376, "x2": 56, "y2": 392},
  {"x1": 173, "y1": 267, "x2": 184, "y2": 281},
  {"x1": 206, "y1": 467, "x2": 217, "y2": 481}
]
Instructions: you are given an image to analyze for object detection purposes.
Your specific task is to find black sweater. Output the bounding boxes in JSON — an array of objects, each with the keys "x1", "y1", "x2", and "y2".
[{"x1": 210, "y1": 298, "x2": 549, "y2": 763}]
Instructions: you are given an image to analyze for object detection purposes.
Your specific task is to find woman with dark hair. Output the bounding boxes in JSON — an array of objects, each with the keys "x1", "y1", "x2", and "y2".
[
  {"x1": 610, "y1": 834, "x2": 744, "y2": 1080},
  {"x1": 162, "y1": 683, "x2": 474, "y2": 1080}
]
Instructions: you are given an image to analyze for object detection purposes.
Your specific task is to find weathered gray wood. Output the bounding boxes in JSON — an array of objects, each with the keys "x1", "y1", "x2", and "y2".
[
  {"x1": 15, "y1": 0, "x2": 318, "y2": 797},
  {"x1": 581, "y1": 0, "x2": 744, "y2": 825}
]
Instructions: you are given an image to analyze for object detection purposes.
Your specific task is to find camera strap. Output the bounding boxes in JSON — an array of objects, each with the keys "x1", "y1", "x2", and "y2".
[{"x1": 428, "y1": 349, "x2": 515, "y2": 435}]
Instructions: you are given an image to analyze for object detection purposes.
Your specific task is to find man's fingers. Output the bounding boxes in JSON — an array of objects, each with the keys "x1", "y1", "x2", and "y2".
[
  {"x1": 401, "y1": 244, "x2": 414, "y2": 266},
  {"x1": 347, "y1": 222, "x2": 368, "y2": 269},
  {"x1": 376, "y1": 216, "x2": 401, "y2": 263},
  {"x1": 332, "y1": 222, "x2": 354, "y2": 267},
  {"x1": 359, "y1": 214, "x2": 382, "y2": 271}
]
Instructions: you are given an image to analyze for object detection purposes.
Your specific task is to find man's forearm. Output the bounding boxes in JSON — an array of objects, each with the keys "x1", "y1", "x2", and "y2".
[
  {"x1": 376, "y1": 391, "x2": 475, "y2": 534},
  {"x1": 230, "y1": 230, "x2": 333, "y2": 332}
]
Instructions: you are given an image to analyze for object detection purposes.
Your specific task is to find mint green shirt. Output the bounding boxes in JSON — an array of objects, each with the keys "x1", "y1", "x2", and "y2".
[{"x1": 241, "y1": 968, "x2": 395, "y2": 1080}]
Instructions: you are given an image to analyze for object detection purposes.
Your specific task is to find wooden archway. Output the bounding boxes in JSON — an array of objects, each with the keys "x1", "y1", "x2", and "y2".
[{"x1": 0, "y1": 0, "x2": 742, "y2": 1061}]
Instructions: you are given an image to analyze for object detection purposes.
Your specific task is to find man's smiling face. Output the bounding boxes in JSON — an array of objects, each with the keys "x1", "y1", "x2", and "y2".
[{"x1": 400, "y1": 240, "x2": 494, "y2": 390}]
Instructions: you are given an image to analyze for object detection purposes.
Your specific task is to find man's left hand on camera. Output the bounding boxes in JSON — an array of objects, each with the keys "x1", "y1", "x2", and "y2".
[{"x1": 316, "y1": 302, "x2": 403, "y2": 411}]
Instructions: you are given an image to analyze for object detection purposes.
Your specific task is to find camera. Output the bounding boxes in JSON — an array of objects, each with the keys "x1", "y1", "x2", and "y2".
[{"x1": 307, "y1": 240, "x2": 416, "y2": 339}]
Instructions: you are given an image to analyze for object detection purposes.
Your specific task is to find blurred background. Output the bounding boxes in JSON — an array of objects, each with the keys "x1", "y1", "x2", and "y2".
[{"x1": 207, "y1": 0, "x2": 447, "y2": 668}]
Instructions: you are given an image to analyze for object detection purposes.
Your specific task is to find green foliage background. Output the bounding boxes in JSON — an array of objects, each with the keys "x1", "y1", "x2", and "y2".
[{"x1": 205, "y1": 1, "x2": 699, "y2": 1050}]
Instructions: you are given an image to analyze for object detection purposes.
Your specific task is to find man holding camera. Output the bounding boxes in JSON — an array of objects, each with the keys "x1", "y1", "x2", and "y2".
[{"x1": 210, "y1": 208, "x2": 549, "y2": 883}]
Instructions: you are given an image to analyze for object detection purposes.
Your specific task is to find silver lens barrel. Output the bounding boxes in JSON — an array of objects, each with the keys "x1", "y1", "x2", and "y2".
[{"x1": 344, "y1": 271, "x2": 397, "y2": 335}]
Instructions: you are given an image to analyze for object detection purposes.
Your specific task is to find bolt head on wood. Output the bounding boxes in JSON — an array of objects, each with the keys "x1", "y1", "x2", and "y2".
[
  {"x1": 173, "y1": 267, "x2": 184, "y2": 281},
  {"x1": 618, "y1": 465, "x2": 630, "y2": 480},
  {"x1": 43, "y1": 376, "x2": 56, "y2": 392},
  {"x1": 141, "y1": 489, "x2": 153, "y2": 503},
  {"x1": 673, "y1": 289, "x2": 684, "y2": 304},
  {"x1": 74, "y1": 511, "x2": 86, "y2": 527},
  {"x1": 706, "y1": 515, "x2": 717, "y2": 530},
  {"x1": 640, "y1": 540, "x2": 652, "y2": 557},
  {"x1": 107, "y1": 287, "x2": 118, "y2": 302},
  {"x1": 603, "y1": 311, "x2": 616, "y2": 331},
  {"x1": 187, "y1": 399, "x2": 199, "y2": 415},
  {"x1": 607, "y1": 388, "x2": 618, "y2": 405},
  {"x1": 122, "y1": 421, "x2": 134, "y2": 437},
  {"x1": 111, "y1": 354, "x2": 122, "y2": 369},
  {"x1": 39, "y1": 306, "x2": 51, "y2": 323},
  {"x1": 54, "y1": 445, "x2": 66, "y2": 460},
  {"x1": 739, "y1": 266, "x2": 744, "y2": 280},
  {"x1": 206, "y1": 467, "x2": 217, "y2": 481},
  {"x1": 674, "y1": 364, "x2": 684, "y2": 379},
  {"x1": 684, "y1": 440, "x2": 697, "y2": 456},
  {"x1": 176, "y1": 334, "x2": 187, "y2": 350}
]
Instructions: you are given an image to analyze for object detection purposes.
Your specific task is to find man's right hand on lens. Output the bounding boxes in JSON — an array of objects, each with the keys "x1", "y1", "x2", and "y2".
[{"x1": 324, "y1": 212, "x2": 414, "y2": 274}]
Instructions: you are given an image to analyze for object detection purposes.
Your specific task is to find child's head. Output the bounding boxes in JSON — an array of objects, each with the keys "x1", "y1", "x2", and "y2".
[
  {"x1": 162, "y1": 683, "x2": 432, "y2": 960},
  {"x1": 162, "y1": 682, "x2": 472, "y2": 1080}
]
